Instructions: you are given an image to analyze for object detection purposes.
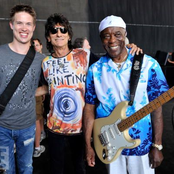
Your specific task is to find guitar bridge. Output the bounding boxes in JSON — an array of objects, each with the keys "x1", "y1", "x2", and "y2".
[
  {"x1": 99, "y1": 134, "x2": 107, "y2": 146},
  {"x1": 99, "y1": 131, "x2": 109, "y2": 146}
]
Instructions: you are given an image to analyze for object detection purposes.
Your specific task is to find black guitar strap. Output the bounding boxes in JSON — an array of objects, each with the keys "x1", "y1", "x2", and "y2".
[
  {"x1": 0, "y1": 45, "x2": 36, "y2": 115},
  {"x1": 129, "y1": 53, "x2": 144, "y2": 106}
]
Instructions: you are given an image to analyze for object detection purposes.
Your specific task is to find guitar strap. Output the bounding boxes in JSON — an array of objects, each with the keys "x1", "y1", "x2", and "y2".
[
  {"x1": 129, "y1": 53, "x2": 144, "y2": 106},
  {"x1": 0, "y1": 45, "x2": 36, "y2": 115}
]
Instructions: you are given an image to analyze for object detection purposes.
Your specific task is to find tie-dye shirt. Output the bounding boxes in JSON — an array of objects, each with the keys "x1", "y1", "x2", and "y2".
[
  {"x1": 85, "y1": 50, "x2": 169, "y2": 156},
  {"x1": 42, "y1": 48, "x2": 90, "y2": 134}
]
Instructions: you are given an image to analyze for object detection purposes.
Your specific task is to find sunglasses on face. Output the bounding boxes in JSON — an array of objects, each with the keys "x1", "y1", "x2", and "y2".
[{"x1": 49, "y1": 27, "x2": 68, "y2": 34}]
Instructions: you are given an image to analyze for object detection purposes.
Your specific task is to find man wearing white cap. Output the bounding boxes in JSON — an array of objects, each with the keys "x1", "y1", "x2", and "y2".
[{"x1": 83, "y1": 15, "x2": 168, "y2": 174}]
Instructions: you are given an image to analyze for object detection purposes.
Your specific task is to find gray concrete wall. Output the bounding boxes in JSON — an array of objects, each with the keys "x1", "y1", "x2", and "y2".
[{"x1": 1, "y1": 0, "x2": 174, "y2": 57}]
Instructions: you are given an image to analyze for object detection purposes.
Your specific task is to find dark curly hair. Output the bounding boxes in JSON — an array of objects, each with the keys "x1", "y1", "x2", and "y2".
[{"x1": 45, "y1": 13, "x2": 73, "y2": 53}]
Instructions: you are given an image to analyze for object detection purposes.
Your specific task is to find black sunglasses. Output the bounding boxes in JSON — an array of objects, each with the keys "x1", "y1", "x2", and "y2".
[{"x1": 50, "y1": 27, "x2": 68, "y2": 34}]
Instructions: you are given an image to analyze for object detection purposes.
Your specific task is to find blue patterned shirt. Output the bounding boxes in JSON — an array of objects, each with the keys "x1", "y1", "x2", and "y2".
[{"x1": 85, "y1": 50, "x2": 169, "y2": 156}]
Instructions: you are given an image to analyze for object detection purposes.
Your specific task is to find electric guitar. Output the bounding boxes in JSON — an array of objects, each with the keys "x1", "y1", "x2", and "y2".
[{"x1": 93, "y1": 86, "x2": 174, "y2": 164}]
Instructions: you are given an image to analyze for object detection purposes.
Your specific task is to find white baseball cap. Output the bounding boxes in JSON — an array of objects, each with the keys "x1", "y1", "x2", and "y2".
[{"x1": 99, "y1": 15, "x2": 126, "y2": 33}]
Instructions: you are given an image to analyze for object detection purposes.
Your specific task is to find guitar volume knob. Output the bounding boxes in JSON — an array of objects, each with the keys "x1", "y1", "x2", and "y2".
[
  {"x1": 107, "y1": 156, "x2": 112, "y2": 161},
  {"x1": 108, "y1": 149, "x2": 112, "y2": 154},
  {"x1": 112, "y1": 146, "x2": 116, "y2": 150},
  {"x1": 107, "y1": 143, "x2": 111, "y2": 148}
]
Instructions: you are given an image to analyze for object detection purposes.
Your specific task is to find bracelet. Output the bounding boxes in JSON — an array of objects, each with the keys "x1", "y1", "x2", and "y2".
[{"x1": 152, "y1": 143, "x2": 163, "y2": 150}]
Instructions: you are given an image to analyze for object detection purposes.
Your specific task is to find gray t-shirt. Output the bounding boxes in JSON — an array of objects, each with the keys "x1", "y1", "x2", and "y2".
[{"x1": 0, "y1": 44, "x2": 45, "y2": 129}]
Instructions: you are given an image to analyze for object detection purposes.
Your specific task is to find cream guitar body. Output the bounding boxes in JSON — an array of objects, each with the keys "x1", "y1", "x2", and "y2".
[
  {"x1": 93, "y1": 101, "x2": 140, "y2": 164},
  {"x1": 93, "y1": 87, "x2": 174, "y2": 164}
]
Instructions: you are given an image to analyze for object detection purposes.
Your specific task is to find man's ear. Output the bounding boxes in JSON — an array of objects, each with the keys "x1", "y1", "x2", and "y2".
[
  {"x1": 125, "y1": 31, "x2": 127, "y2": 37},
  {"x1": 47, "y1": 36, "x2": 50, "y2": 42},
  {"x1": 33, "y1": 25, "x2": 36, "y2": 32},
  {"x1": 9, "y1": 21, "x2": 13, "y2": 30}
]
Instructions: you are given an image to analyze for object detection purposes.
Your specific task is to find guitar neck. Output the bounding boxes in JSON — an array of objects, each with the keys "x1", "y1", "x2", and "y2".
[{"x1": 118, "y1": 86, "x2": 174, "y2": 132}]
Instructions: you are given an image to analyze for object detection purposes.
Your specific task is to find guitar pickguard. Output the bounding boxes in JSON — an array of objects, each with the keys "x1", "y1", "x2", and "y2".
[{"x1": 99, "y1": 119, "x2": 136, "y2": 161}]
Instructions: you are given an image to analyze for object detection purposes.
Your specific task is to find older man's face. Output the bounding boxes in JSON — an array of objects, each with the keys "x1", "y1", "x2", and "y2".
[{"x1": 100, "y1": 27, "x2": 126, "y2": 59}]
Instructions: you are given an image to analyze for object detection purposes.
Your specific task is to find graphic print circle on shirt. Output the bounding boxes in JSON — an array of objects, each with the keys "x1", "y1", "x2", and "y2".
[{"x1": 54, "y1": 88, "x2": 82, "y2": 123}]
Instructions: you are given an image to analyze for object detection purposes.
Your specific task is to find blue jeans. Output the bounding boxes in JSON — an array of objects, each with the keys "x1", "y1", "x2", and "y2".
[{"x1": 0, "y1": 124, "x2": 35, "y2": 174}]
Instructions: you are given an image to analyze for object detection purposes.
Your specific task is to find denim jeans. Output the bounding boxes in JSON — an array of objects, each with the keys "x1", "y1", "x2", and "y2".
[
  {"x1": 0, "y1": 124, "x2": 35, "y2": 174},
  {"x1": 48, "y1": 131, "x2": 86, "y2": 174}
]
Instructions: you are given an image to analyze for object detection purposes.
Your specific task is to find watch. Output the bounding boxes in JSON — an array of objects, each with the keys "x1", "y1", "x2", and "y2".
[{"x1": 152, "y1": 143, "x2": 163, "y2": 150}]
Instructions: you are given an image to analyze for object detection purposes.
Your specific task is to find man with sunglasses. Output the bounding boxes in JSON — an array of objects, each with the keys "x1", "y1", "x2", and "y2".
[
  {"x1": 38, "y1": 13, "x2": 89, "y2": 174},
  {"x1": 37, "y1": 13, "x2": 142, "y2": 174}
]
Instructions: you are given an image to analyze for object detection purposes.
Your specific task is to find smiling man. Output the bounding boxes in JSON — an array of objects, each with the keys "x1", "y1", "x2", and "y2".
[
  {"x1": 83, "y1": 15, "x2": 169, "y2": 174},
  {"x1": 0, "y1": 5, "x2": 45, "y2": 174},
  {"x1": 39, "y1": 13, "x2": 90, "y2": 174}
]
